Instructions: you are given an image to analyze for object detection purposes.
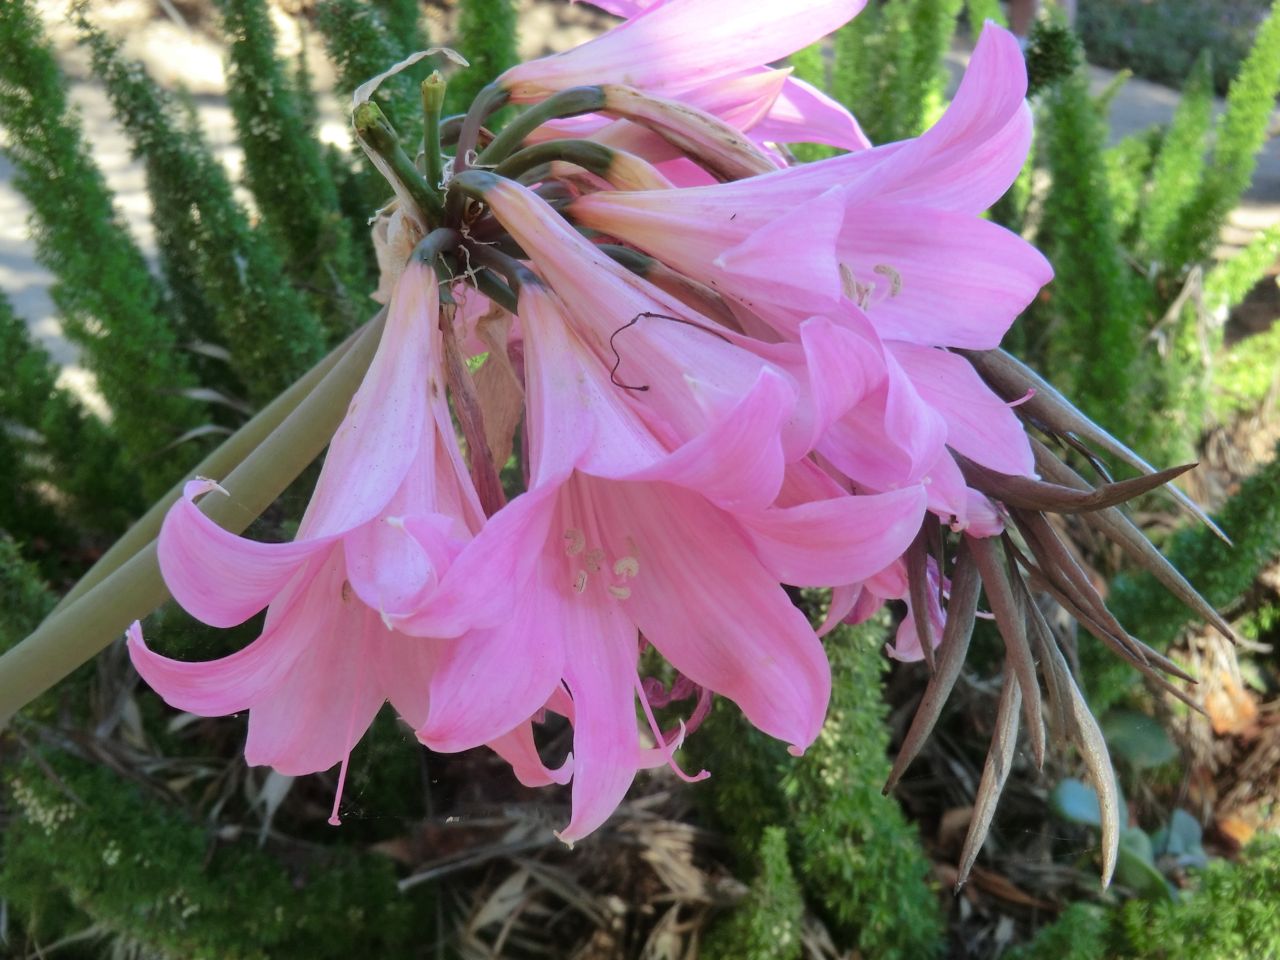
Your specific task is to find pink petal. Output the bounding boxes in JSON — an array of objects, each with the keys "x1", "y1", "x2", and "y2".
[
  {"x1": 300, "y1": 261, "x2": 438, "y2": 538},
  {"x1": 890, "y1": 342, "x2": 1035, "y2": 476},
  {"x1": 556, "y1": 586, "x2": 643, "y2": 843},
  {"x1": 822, "y1": 24, "x2": 1032, "y2": 213},
  {"x1": 576, "y1": 0, "x2": 656, "y2": 18},
  {"x1": 888, "y1": 557, "x2": 946, "y2": 662},
  {"x1": 157, "y1": 479, "x2": 333, "y2": 628},
  {"x1": 750, "y1": 75, "x2": 872, "y2": 150},
  {"x1": 787, "y1": 315, "x2": 885, "y2": 455},
  {"x1": 615, "y1": 367, "x2": 792, "y2": 512},
  {"x1": 491, "y1": 184, "x2": 797, "y2": 507},
  {"x1": 611, "y1": 482, "x2": 830, "y2": 754},
  {"x1": 243, "y1": 598, "x2": 387, "y2": 776},
  {"x1": 920, "y1": 449, "x2": 976, "y2": 528},
  {"x1": 839, "y1": 204, "x2": 1052, "y2": 350},
  {"x1": 393, "y1": 484, "x2": 560, "y2": 638},
  {"x1": 417, "y1": 559, "x2": 566, "y2": 753},
  {"x1": 370, "y1": 629, "x2": 444, "y2": 730},
  {"x1": 739, "y1": 485, "x2": 927, "y2": 586},
  {"x1": 714, "y1": 189, "x2": 846, "y2": 312},
  {"x1": 820, "y1": 351, "x2": 948, "y2": 490},
  {"x1": 962, "y1": 487, "x2": 1005, "y2": 537},
  {"x1": 519, "y1": 284, "x2": 665, "y2": 486},
  {"x1": 819, "y1": 583, "x2": 862, "y2": 636},
  {"x1": 872, "y1": 24, "x2": 1031, "y2": 211},
  {"x1": 128, "y1": 549, "x2": 336, "y2": 718},
  {"x1": 488, "y1": 720, "x2": 574, "y2": 788},
  {"x1": 342, "y1": 505, "x2": 462, "y2": 619},
  {"x1": 674, "y1": 67, "x2": 791, "y2": 135},
  {"x1": 498, "y1": 0, "x2": 868, "y2": 102}
]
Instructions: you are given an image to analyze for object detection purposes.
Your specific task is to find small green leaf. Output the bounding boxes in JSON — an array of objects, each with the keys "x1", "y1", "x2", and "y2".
[
  {"x1": 1050, "y1": 778, "x2": 1130, "y2": 829},
  {"x1": 1153, "y1": 808, "x2": 1208, "y2": 869},
  {"x1": 1103, "y1": 710, "x2": 1178, "y2": 769},
  {"x1": 1117, "y1": 827, "x2": 1175, "y2": 901}
]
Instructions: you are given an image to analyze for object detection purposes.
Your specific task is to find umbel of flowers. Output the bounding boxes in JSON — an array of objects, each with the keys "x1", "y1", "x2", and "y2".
[{"x1": 125, "y1": 0, "x2": 1226, "y2": 880}]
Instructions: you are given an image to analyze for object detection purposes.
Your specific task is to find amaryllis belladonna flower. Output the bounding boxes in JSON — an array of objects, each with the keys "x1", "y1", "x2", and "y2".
[{"x1": 121, "y1": 2, "x2": 1226, "y2": 881}]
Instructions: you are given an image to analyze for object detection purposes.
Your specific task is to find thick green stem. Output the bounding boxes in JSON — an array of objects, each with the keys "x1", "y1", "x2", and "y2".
[
  {"x1": 472, "y1": 268, "x2": 518, "y2": 313},
  {"x1": 0, "y1": 310, "x2": 388, "y2": 726},
  {"x1": 493, "y1": 139, "x2": 616, "y2": 181},
  {"x1": 475, "y1": 85, "x2": 606, "y2": 166},
  {"x1": 421, "y1": 71, "x2": 446, "y2": 190},
  {"x1": 354, "y1": 100, "x2": 444, "y2": 222},
  {"x1": 454, "y1": 81, "x2": 509, "y2": 174},
  {"x1": 463, "y1": 241, "x2": 539, "y2": 293}
]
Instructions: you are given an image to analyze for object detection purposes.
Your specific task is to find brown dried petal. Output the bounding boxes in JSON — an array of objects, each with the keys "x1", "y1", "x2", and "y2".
[
  {"x1": 956, "y1": 667, "x2": 1021, "y2": 888},
  {"x1": 884, "y1": 540, "x2": 982, "y2": 794},
  {"x1": 968, "y1": 535, "x2": 1046, "y2": 769},
  {"x1": 961, "y1": 349, "x2": 1227, "y2": 541},
  {"x1": 954, "y1": 450, "x2": 1194, "y2": 514}
]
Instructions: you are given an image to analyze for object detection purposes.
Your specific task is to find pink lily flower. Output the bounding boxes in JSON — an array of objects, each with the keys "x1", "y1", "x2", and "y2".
[
  {"x1": 569, "y1": 24, "x2": 1048, "y2": 348},
  {"x1": 499, "y1": 0, "x2": 867, "y2": 105},
  {"x1": 126, "y1": 261, "x2": 570, "y2": 815},
  {"x1": 152, "y1": 260, "x2": 482, "y2": 627},
  {"x1": 400, "y1": 272, "x2": 925, "y2": 842},
  {"x1": 386, "y1": 178, "x2": 925, "y2": 840},
  {"x1": 573, "y1": 0, "x2": 871, "y2": 151},
  {"x1": 816, "y1": 335, "x2": 1029, "y2": 532}
]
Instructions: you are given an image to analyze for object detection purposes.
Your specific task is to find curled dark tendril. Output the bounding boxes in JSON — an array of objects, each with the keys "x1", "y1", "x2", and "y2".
[{"x1": 608, "y1": 311, "x2": 734, "y2": 392}]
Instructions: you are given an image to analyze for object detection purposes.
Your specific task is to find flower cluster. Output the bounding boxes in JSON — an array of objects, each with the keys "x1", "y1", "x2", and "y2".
[{"x1": 128, "y1": 0, "x2": 1214, "y2": 873}]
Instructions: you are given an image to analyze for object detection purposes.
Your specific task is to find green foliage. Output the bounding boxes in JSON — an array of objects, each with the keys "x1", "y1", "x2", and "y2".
[
  {"x1": 0, "y1": 295, "x2": 142, "y2": 557},
  {"x1": 782, "y1": 624, "x2": 944, "y2": 958},
  {"x1": 1118, "y1": 835, "x2": 1280, "y2": 959},
  {"x1": 315, "y1": 0, "x2": 425, "y2": 273},
  {"x1": 1, "y1": 753, "x2": 423, "y2": 960},
  {"x1": 317, "y1": 0, "x2": 421, "y2": 142},
  {"x1": 702, "y1": 827, "x2": 805, "y2": 960},
  {"x1": 77, "y1": 13, "x2": 327, "y2": 408},
  {"x1": 446, "y1": 0, "x2": 519, "y2": 116},
  {"x1": 1022, "y1": 7, "x2": 1280, "y2": 454},
  {"x1": 1078, "y1": 0, "x2": 1270, "y2": 96},
  {"x1": 1014, "y1": 836, "x2": 1280, "y2": 959},
  {"x1": 832, "y1": 0, "x2": 962, "y2": 144},
  {"x1": 1024, "y1": 18, "x2": 1084, "y2": 98},
  {"x1": 1011, "y1": 903, "x2": 1112, "y2": 960},
  {"x1": 1138, "y1": 54, "x2": 1214, "y2": 268},
  {"x1": 0, "y1": 0, "x2": 203, "y2": 492},
  {"x1": 1213, "y1": 324, "x2": 1280, "y2": 420},
  {"x1": 218, "y1": 0, "x2": 365, "y2": 341},
  {"x1": 1105, "y1": 128, "x2": 1160, "y2": 246},
  {"x1": 1165, "y1": 0, "x2": 1280, "y2": 271},
  {"x1": 0, "y1": 535, "x2": 55, "y2": 647},
  {"x1": 374, "y1": 0, "x2": 431, "y2": 57},
  {"x1": 692, "y1": 620, "x2": 944, "y2": 959},
  {"x1": 1033, "y1": 65, "x2": 1145, "y2": 444},
  {"x1": 1206, "y1": 224, "x2": 1280, "y2": 314},
  {"x1": 965, "y1": 0, "x2": 1007, "y2": 33},
  {"x1": 1083, "y1": 440, "x2": 1280, "y2": 711},
  {"x1": 1205, "y1": 225, "x2": 1280, "y2": 419}
]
